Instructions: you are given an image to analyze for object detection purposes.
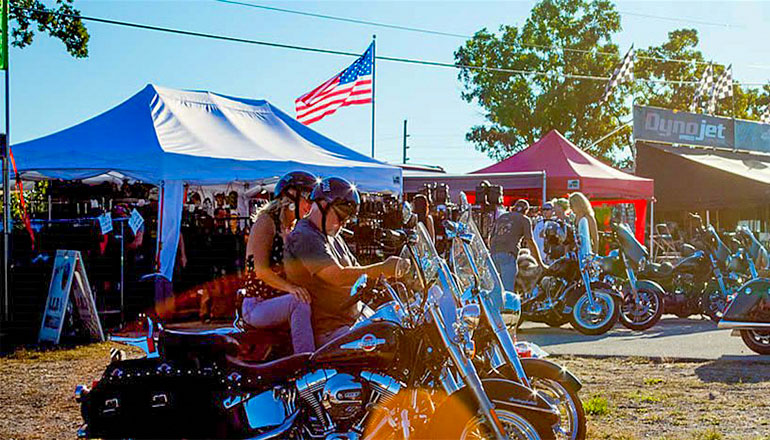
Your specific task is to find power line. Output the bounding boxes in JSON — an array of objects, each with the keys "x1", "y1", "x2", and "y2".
[
  {"x1": 11, "y1": 6, "x2": 768, "y2": 87},
  {"x1": 214, "y1": 0, "x2": 470, "y2": 39},
  {"x1": 618, "y1": 10, "x2": 742, "y2": 29},
  {"x1": 213, "y1": 0, "x2": 730, "y2": 67}
]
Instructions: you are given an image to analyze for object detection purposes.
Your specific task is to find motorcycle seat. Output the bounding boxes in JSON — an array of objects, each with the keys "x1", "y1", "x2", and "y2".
[
  {"x1": 643, "y1": 262, "x2": 673, "y2": 278},
  {"x1": 159, "y1": 328, "x2": 241, "y2": 360},
  {"x1": 224, "y1": 352, "x2": 311, "y2": 389}
]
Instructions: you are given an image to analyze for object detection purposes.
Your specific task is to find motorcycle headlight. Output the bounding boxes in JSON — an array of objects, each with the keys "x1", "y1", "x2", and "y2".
[{"x1": 501, "y1": 291, "x2": 522, "y2": 328}]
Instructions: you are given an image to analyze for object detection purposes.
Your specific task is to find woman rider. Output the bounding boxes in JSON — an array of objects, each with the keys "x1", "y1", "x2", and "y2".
[
  {"x1": 568, "y1": 192, "x2": 599, "y2": 263},
  {"x1": 242, "y1": 171, "x2": 318, "y2": 354}
]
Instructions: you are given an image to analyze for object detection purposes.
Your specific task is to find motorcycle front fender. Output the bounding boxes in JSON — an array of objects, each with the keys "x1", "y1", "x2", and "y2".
[
  {"x1": 563, "y1": 281, "x2": 619, "y2": 310},
  {"x1": 631, "y1": 279, "x2": 666, "y2": 298},
  {"x1": 433, "y1": 378, "x2": 559, "y2": 440},
  {"x1": 520, "y1": 357, "x2": 582, "y2": 394}
]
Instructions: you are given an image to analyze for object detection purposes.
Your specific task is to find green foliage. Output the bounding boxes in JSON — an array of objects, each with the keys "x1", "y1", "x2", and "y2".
[
  {"x1": 10, "y1": 0, "x2": 89, "y2": 58},
  {"x1": 692, "y1": 429, "x2": 723, "y2": 440},
  {"x1": 455, "y1": 0, "x2": 770, "y2": 167},
  {"x1": 643, "y1": 377, "x2": 663, "y2": 386},
  {"x1": 583, "y1": 395, "x2": 610, "y2": 416},
  {"x1": 455, "y1": 0, "x2": 627, "y2": 165}
]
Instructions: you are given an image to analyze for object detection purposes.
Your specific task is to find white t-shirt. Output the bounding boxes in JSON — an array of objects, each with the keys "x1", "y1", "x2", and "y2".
[{"x1": 533, "y1": 217, "x2": 547, "y2": 258}]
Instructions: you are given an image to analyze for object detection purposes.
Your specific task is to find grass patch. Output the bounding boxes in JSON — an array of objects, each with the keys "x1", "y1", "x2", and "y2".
[
  {"x1": 643, "y1": 377, "x2": 663, "y2": 386},
  {"x1": 583, "y1": 395, "x2": 610, "y2": 416},
  {"x1": 628, "y1": 390, "x2": 663, "y2": 404},
  {"x1": 3, "y1": 342, "x2": 114, "y2": 362},
  {"x1": 691, "y1": 429, "x2": 723, "y2": 440}
]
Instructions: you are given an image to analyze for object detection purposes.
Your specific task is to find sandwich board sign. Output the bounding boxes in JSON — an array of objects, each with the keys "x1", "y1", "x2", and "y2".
[{"x1": 38, "y1": 250, "x2": 105, "y2": 344}]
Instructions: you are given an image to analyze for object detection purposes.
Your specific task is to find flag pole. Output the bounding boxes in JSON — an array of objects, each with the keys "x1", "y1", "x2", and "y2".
[
  {"x1": 370, "y1": 34, "x2": 376, "y2": 158},
  {"x1": 2, "y1": 0, "x2": 10, "y2": 322}
]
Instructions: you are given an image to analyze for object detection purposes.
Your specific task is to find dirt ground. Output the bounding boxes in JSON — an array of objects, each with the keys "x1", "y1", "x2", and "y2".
[{"x1": 1, "y1": 343, "x2": 769, "y2": 440}]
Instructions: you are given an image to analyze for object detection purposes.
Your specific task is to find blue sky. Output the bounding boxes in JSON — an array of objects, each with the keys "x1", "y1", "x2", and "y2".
[{"x1": 6, "y1": 0, "x2": 770, "y2": 173}]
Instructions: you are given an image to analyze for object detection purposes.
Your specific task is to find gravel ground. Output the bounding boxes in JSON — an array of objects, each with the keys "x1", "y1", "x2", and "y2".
[{"x1": 1, "y1": 343, "x2": 769, "y2": 440}]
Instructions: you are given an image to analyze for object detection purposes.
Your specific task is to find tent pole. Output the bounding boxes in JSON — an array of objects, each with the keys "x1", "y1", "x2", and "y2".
[
  {"x1": 541, "y1": 171, "x2": 546, "y2": 206},
  {"x1": 649, "y1": 199, "x2": 655, "y2": 259}
]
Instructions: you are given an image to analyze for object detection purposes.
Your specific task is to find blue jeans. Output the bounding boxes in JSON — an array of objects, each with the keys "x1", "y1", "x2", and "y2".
[
  {"x1": 242, "y1": 295, "x2": 315, "y2": 354},
  {"x1": 492, "y1": 252, "x2": 518, "y2": 292}
]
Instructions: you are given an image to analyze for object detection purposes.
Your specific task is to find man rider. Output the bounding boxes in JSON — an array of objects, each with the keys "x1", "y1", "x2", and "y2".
[
  {"x1": 489, "y1": 199, "x2": 546, "y2": 292},
  {"x1": 284, "y1": 177, "x2": 405, "y2": 347}
]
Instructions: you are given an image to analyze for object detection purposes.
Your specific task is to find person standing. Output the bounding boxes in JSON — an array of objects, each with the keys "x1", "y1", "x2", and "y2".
[
  {"x1": 489, "y1": 199, "x2": 546, "y2": 292},
  {"x1": 412, "y1": 194, "x2": 435, "y2": 243},
  {"x1": 569, "y1": 192, "x2": 599, "y2": 263}
]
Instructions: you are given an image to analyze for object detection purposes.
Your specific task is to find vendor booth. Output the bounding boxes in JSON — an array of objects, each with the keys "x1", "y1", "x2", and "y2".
[
  {"x1": 13, "y1": 84, "x2": 402, "y2": 285},
  {"x1": 473, "y1": 130, "x2": 654, "y2": 243}
]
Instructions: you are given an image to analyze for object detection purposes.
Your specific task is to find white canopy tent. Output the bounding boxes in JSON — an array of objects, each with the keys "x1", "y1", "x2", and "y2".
[{"x1": 13, "y1": 84, "x2": 401, "y2": 280}]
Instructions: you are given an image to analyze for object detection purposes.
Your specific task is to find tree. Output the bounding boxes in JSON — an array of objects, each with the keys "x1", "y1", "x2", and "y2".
[
  {"x1": 455, "y1": 1, "x2": 770, "y2": 166},
  {"x1": 635, "y1": 28, "x2": 770, "y2": 121},
  {"x1": 10, "y1": 0, "x2": 89, "y2": 58},
  {"x1": 455, "y1": 0, "x2": 630, "y2": 165}
]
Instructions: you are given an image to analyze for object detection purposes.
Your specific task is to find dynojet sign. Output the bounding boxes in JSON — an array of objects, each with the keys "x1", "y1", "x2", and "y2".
[{"x1": 633, "y1": 105, "x2": 734, "y2": 149}]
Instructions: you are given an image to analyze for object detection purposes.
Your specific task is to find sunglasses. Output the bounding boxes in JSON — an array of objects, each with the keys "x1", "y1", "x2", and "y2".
[{"x1": 331, "y1": 203, "x2": 358, "y2": 224}]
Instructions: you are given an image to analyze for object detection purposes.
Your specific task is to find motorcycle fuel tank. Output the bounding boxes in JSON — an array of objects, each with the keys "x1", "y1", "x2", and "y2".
[
  {"x1": 311, "y1": 321, "x2": 403, "y2": 371},
  {"x1": 722, "y1": 278, "x2": 770, "y2": 324}
]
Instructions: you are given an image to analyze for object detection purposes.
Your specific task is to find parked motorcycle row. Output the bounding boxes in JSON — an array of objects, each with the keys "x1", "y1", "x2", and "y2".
[{"x1": 74, "y1": 208, "x2": 587, "y2": 439}]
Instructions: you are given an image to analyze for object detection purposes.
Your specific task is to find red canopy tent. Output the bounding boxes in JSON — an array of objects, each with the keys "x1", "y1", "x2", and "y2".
[{"x1": 473, "y1": 130, "x2": 654, "y2": 243}]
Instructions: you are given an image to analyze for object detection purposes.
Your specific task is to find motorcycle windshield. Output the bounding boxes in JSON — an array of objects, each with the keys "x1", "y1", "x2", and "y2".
[
  {"x1": 709, "y1": 226, "x2": 731, "y2": 262},
  {"x1": 399, "y1": 222, "x2": 441, "y2": 291},
  {"x1": 457, "y1": 211, "x2": 505, "y2": 307},
  {"x1": 614, "y1": 222, "x2": 648, "y2": 265}
]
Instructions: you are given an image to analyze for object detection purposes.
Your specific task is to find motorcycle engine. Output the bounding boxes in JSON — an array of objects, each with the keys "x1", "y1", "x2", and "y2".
[
  {"x1": 321, "y1": 374, "x2": 365, "y2": 427},
  {"x1": 297, "y1": 370, "x2": 402, "y2": 437}
]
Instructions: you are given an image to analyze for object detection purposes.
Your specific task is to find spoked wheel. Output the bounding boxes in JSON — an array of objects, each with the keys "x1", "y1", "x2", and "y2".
[
  {"x1": 619, "y1": 287, "x2": 663, "y2": 331},
  {"x1": 530, "y1": 377, "x2": 586, "y2": 440},
  {"x1": 459, "y1": 408, "x2": 541, "y2": 440},
  {"x1": 740, "y1": 330, "x2": 770, "y2": 355},
  {"x1": 702, "y1": 279, "x2": 738, "y2": 322},
  {"x1": 569, "y1": 289, "x2": 619, "y2": 335}
]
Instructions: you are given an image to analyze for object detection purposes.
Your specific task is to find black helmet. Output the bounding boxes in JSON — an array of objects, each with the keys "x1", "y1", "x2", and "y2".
[
  {"x1": 310, "y1": 177, "x2": 361, "y2": 234},
  {"x1": 274, "y1": 171, "x2": 317, "y2": 220}
]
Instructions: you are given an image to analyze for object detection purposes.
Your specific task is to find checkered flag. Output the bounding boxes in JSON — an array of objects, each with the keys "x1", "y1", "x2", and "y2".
[
  {"x1": 600, "y1": 45, "x2": 634, "y2": 104},
  {"x1": 761, "y1": 106, "x2": 770, "y2": 124},
  {"x1": 690, "y1": 64, "x2": 714, "y2": 113},
  {"x1": 708, "y1": 65, "x2": 733, "y2": 114}
]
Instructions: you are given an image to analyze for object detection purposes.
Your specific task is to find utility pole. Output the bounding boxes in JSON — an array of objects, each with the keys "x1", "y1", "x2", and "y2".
[{"x1": 402, "y1": 119, "x2": 409, "y2": 164}]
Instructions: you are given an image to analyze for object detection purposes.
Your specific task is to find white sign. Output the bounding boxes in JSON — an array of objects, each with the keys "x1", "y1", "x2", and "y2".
[
  {"x1": 98, "y1": 213, "x2": 113, "y2": 235},
  {"x1": 39, "y1": 250, "x2": 104, "y2": 344},
  {"x1": 567, "y1": 179, "x2": 580, "y2": 190},
  {"x1": 128, "y1": 208, "x2": 144, "y2": 235}
]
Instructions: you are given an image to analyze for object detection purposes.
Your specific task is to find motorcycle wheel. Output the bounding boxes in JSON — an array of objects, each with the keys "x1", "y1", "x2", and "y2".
[
  {"x1": 740, "y1": 330, "x2": 770, "y2": 355},
  {"x1": 569, "y1": 289, "x2": 619, "y2": 335},
  {"x1": 702, "y1": 279, "x2": 738, "y2": 322},
  {"x1": 428, "y1": 402, "x2": 542, "y2": 440},
  {"x1": 487, "y1": 364, "x2": 585, "y2": 440},
  {"x1": 619, "y1": 287, "x2": 663, "y2": 331}
]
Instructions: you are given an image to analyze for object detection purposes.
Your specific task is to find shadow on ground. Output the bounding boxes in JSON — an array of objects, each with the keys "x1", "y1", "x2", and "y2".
[{"x1": 694, "y1": 359, "x2": 770, "y2": 384}]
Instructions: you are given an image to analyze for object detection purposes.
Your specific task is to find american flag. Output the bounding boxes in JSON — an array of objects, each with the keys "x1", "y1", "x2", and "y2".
[
  {"x1": 690, "y1": 64, "x2": 714, "y2": 113},
  {"x1": 600, "y1": 45, "x2": 634, "y2": 104},
  {"x1": 708, "y1": 64, "x2": 732, "y2": 114},
  {"x1": 296, "y1": 43, "x2": 373, "y2": 125}
]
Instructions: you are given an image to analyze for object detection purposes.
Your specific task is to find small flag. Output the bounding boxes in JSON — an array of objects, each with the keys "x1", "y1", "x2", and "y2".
[
  {"x1": 690, "y1": 64, "x2": 714, "y2": 113},
  {"x1": 761, "y1": 106, "x2": 770, "y2": 125},
  {"x1": 600, "y1": 45, "x2": 634, "y2": 104},
  {"x1": 708, "y1": 65, "x2": 733, "y2": 114},
  {"x1": 296, "y1": 43, "x2": 374, "y2": 125}
]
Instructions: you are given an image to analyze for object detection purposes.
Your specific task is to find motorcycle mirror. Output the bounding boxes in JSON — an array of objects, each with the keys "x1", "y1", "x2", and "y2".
[
  {"x1": 350, "y1": 274, "x2": 368, "y2": 298},
  {"x1": 458, "y1": 191, "x2": 471, "y2": 211},
  {"x1": 401, "y1": 201, "x2": 413, "y2": 225}
]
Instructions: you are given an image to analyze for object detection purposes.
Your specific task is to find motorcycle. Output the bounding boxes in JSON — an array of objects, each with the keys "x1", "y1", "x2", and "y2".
[
  {"x1": 637, "y1": 215, "x2": 738, "y2": 321},
  {"x1": 596, "y1": 223, "x2": 666, "y2": 331},
  {"x1": 76, "y1": 222, "x2": 560, "y2": 439},
  {"x1": 510, "y1": 219, "x2": 621, "y2": 336},
  {"x1": 729, "y1": 226, "x2": 769, "y2": 280},
  {"x1": 718, "y1": 277, "x2": 770, "y2": 355},
  {"x1": 445, "y1": 211, "x2": 586, "y2": 440}
]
